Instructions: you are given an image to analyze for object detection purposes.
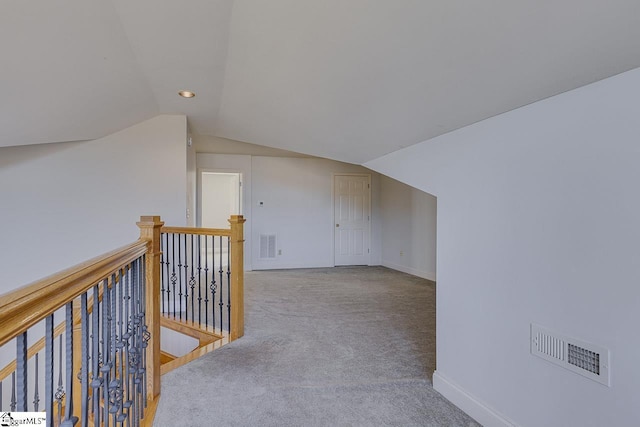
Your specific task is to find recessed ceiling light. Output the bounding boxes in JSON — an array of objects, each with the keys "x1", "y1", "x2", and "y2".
[{"x1": 178, "y1": 90, "x2": 196, "y2": 98}]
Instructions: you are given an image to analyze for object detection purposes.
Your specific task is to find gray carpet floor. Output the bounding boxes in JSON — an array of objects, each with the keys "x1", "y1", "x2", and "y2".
[{"x1": 154, "y1": 266, "x2": 480, "y2": 427}]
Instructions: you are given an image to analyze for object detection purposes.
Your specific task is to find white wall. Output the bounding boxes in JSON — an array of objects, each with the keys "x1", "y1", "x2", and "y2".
[
  {"x1": 0, "y1": 114, "x2": 187, "y2": 293},
  {"x1": 380, "y1": 176, "x2": 437, "y2": 281},
  {"x1": 252, "y1": 156, "x2": 381, "y2": 270},
  {"x1": 365, "y1": 68, "x2": 640, "y2": 426},
  {"x1": 195, "y1": 153, "x2": 381, "y2": 271}
]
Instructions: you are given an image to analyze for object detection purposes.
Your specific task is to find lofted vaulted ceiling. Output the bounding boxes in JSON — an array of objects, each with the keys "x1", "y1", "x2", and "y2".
[{"x1": 2, "y1": 0, "x2": 640, "y2": 163}]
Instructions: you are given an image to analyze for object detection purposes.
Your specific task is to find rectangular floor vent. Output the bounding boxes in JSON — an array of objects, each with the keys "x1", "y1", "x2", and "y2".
[
  {"x1": 259, "y1": 234, "x2": 277, "y2": 259},
  {"x1": 530, "y1": 324, "x2": 609, "y2": 386}
]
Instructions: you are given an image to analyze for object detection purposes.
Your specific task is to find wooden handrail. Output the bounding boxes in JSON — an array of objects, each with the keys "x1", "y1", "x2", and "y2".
[
  {"x1": 161, "y1": 226, "x2": 231, "y2": 236},
  {"x1": 0, "y1": 239, "x2": 148, "y2": 347},
  {"x1": 0, "y1": 278, "x2": 111, "y2": 383}
]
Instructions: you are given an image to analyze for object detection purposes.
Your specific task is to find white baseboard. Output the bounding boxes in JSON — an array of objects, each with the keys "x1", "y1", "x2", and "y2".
[
  {"x1": 381, "y1": 261, "x2": 435, "y2": 281},
  {"x1": 433, "y1": 371, "x2": 518, "y2": 427}
]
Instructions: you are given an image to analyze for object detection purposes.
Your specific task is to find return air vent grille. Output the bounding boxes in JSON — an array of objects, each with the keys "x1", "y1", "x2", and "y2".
[
  {"x1": 530, "y1": 324, "x2": 609, "y2": 386},
  {"x1": 259, "y1": 234, "x2": 277, "y2": 259},
  {"x1": 568, "y1": 344, "x2": 600, "y2": 375}
]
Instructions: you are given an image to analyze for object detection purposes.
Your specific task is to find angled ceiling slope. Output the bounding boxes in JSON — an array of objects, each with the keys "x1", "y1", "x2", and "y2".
[
  {"x1": 2, "y1": 1, "x2": 640, "y2": 164},
  {"x1": 216, "y1": 0, "x2": 640, "y2": 163},
  {"x1": 0, "y1": 0, "x2": 158, "y2": 147}
]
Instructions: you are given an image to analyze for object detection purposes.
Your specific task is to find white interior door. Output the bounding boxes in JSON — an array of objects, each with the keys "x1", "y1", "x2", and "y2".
[{"x1": 334, "y1": 175, "x2": 371, "y2": 266}]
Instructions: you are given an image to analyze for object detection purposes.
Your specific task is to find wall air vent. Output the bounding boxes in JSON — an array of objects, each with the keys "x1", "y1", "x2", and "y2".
[
  {"x1": 530, "y1": 324, "x2": 610, "y2": 386},
  {"x1": 259, "y1": 234, "x2": 277, "y2": 259}
]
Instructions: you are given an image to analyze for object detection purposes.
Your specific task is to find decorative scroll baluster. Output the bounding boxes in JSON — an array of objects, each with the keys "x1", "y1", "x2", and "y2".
[
  {"x1": 164, "y1": 233, "x2": 171, "y2": 316},
  {"x1": 101, "y1": 277, "x2": 109, "y2": 427},
  {"x1": 80, "y1": 293, "x2": 88, "y2": 427},
  {"x1": 55, "y1": 335, "x2": 64, "y2": 426},
  {"x1": 171, "y1": 234, "x2": 177, "y2": 318},
  {"x1": 108, "y1": 273, "x2": 120, "y2": 425},
  {"x1": 116, "y1": 270, "x2": 127, "y2": 425},
  {"x1": 91, "y1": 282, "x2": 102, "y2": 425},
  {"x1": 160, "y1": 236, "x2": 165, "y2": 315},
  {"x1": 177, "y1": 234, "x2": 183, "y2": 321},
  {"x1": 11, "y1": 372, "x2": 16, "y2": 411},
  {"x1": 33, "y1": 353, "x2": 40, "y2": 411},
  {"x1": 16, "y1": 332, "x2": 27, "y2": 411},
  {"x1": 210, "y1": 235, "x2": 217, "y2": 330},
  {"x1": 61, "y1": 301, "x2": 78, "y2": 427},
  {"x1": 140, "y1": 255, "x2": 150, "y2": 412},
  {"x1": 182, "y1": 235, "x2": 189, "y2": 322},
  {"x1": 219, "y1": 236, "x2": 224, "y2": 331},
  {"x1": 129, "y1": 258, "x2": 140, "y2": 423},
  {"x1": 190, "y1": 234, "x2": 196, "y2": 323},
  {"x1": 122, "y1": 266, "x2": 132, "y2": 427},
  {"x1": 197, "y1": 235, "x2": 203, "y2": 327},
  {"x1": 227, "y1": 237, "x2": 232, "y2": 333},
  {"x1": 136, "y1": 256, "x2": 146, "y2": 419},
  {"x1": 45, "y1": 315, "x2": 54, "y2": 427},
  {"x1": 204, "y1": 236, "x2": 209, "y2": 327}
]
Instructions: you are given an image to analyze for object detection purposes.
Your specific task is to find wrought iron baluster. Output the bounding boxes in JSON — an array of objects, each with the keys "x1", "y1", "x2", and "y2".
[
  {"x1": 102, "y1": 277, "x2": 111, "y2": 427},
  {"x1": 178, "y1": 234, "x2": 183, "y2": 321},
  {"x1": 108, "y1": 273, "x2": 121, "y2": 426},
  {"x1": 164, "y1": 233, "x2": 171, "y2": 317},
  {"x1": 80, "y1": 293, "x2": 89, "y2": 427},
  {"x1": 61, "y1": 301, "x2": 78, "y2": 427},
  {"x1": 45, "y1": 315, "x2": 54, "y2": 427},
  {"x1": 130, "y1": 258, "x2": 140, "y2": 423},
  {"x1": 140, "y1": 255, "x2": 149, "y2": 413},
  {"x1": 183, "y1": 234, "x2": 190, "y2": 322},
  {"x1": 190, "y1": 234, "x2": 196, "y2": 323},
  {"x1": 227, "y1": 237, "x2": 232, "y2": 333},
  {"x1": 197, "y1": 235, "x2": 202, "y2": 327},
  {"x1": 204, "y1": 236, "x2": 209, "y2": 326},
  {"x1": 219, "y1": 236, "x2": 224, "y2": 332},
  {"x1": 0, "y1": 380, "x2": 3, "y2": 411},
  {"x1": 16, "y1": 331, "x2": 27, "y2": 411},
  {"x1": 160, "y1": 234, "x2": 166, "y2": 315},
  {"x1": 11, "y1": 372, "x2": 16, "y2": 411},
  {"x1": 33, "y1": 353, "x2": 40, "y2": 411},
  {"x1": 117, "y1": 270, "x2": 127, "y2": 425},
  {"x1": 136, "y1": 256, "x2": 146, "y2": 419},
  {"x1": 210, "y1": 235, "x2": 217, "y2": 330},
  {"x1": 91, "y1": 283, "x2": 102, "y2": 425},
  {"x1": 122, "y1": 264, "x2": 133, "y2": 427},
  {"x1": 171, "y1": 234, "x2": 176, "y2": 318}
]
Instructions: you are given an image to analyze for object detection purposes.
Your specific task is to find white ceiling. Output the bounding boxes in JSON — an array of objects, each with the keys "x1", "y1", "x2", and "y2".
[{"x1": 2, "y1": 0, "x2": 640, "y2": 163}]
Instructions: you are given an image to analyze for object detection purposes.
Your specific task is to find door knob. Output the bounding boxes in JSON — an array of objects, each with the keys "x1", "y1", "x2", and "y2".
[{"x1": 336, "y1": 224, "x2": 340, "y2": 227}]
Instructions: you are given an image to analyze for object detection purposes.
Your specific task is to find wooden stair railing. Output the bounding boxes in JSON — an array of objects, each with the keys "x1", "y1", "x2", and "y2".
[
  {"x1": 156, "y1": 215, "x2": 246, "y2": 374},
  {"x1": 0, "y1": 236, "x2": 154, "y2": 427},
  {"x1": 0, "y1": 215, "x2": 245, "y2": 426}
]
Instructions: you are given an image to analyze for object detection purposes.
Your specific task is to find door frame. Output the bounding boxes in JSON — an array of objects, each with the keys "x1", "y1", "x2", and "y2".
[
  {"x1": 332, "y1": 173, "x2": 372, "y2": 266},
  {"x1": 197, "y1": 168, "x2": 243, "y2": 228}
]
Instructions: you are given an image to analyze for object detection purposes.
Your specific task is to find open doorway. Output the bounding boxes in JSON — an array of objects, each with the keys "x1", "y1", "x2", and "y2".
[
  {"x1": 197, "y1": 171, "x2": 242, "y2": 271},
  {"x1": 198, "y1": 171, "x2": 242, "y2": 228}
]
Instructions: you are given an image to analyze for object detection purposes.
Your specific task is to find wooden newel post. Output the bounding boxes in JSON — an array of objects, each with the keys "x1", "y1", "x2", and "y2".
[
  {"x1": 229, "y1": 215, "x2": 246, "y2": 341},
  {"x1": 137, "y1": 215, "x2": 164, "y2": 402}
]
